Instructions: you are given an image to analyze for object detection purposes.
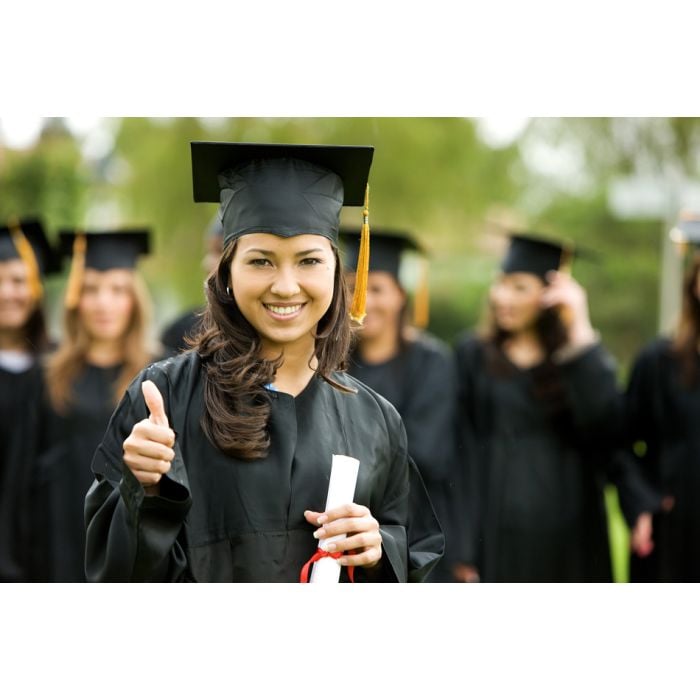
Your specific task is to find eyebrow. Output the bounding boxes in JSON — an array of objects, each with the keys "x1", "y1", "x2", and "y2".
[{"x1": 243, "y1": 248, "x2": 326, "y2": 257}]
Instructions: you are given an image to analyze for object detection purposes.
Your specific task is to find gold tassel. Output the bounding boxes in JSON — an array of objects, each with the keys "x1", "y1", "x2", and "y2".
[
  {"x1": 413, "y1": 256, "x2": 430, "y2": 329},
  {"x1": 64, "y1": 231, "x2": 87, "y2": 309},
  {"x1": 349, "y1": 184, "x2": 370, "y2": 324},
  {"x1": 8, "y1": 217, "x2": 43, "y2": 302}
]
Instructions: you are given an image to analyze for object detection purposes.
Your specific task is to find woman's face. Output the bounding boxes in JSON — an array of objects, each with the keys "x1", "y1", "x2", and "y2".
[
  {"x1": 0, "y1": 258, "x2": 36, "y2": 332},
  {"x1": 78, "y1": 268, "x2": 136, "y2": 342},
  {"x1": 489, "y1": 271, "x2": 545, "y2": 333},
  {"x1": 345, "y1": 270, "x2": 405, "y2": 340},
  {"x1": 230, "y1": 233, "x2": 336, "y2": 353}
]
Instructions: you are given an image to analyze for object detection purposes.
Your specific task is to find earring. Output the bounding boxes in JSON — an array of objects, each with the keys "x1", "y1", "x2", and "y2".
[{"x1": 226, "y1": 286, "x2": 231, "y2": 296}]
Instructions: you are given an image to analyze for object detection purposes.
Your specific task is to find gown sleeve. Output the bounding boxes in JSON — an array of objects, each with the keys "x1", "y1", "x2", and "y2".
[
  {"x1": 84, "y1": 366, "x2": 192, "y2": 582},
  {"x1": 555, "y1": 342, "x2": 623, "y2": 441},
  {"x1": 356, "y1": 402, "x2": 444, "y2": 583}
]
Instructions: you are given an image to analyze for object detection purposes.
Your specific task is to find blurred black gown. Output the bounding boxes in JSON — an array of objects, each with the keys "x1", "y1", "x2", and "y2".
[
  {"x1": 624, "y1": 337, "x2": 700, "y2": 582},
  {"x1": 84, "y1": 351, "x2": 444, "y2": 583},
  {"x1": 453, "y1": 334, "x2": 623, "y2": 582},
  {"x1": 160, "y1": 307, "x2": 204, "y2": 357},
  {"x1": 34, "y1": 363, "x2": 124, "y2": 582},
  {"x1": 347, "y1": 332, "x2": 459, "y2": 581},
  {"x1": 0, "y1": 360, "x2": 44, "y2": 581}
]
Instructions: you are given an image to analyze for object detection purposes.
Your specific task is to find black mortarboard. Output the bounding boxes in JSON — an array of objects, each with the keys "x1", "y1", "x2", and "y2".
[
  {"x1": 190, "y1": 142, "x2": 374, "y2": 247},
  {"x1": 58, "y1": 229, "x2": 150, "y2": 271},
  {"x1": 501, "y1": 233, "x2": 575, "y2": 280},
  {"x1": 340, "y1": 228, "x2": 424, "y2": 280},
  {"x1": 0, "y1": 218, "x2": 59, "y2": 275}
]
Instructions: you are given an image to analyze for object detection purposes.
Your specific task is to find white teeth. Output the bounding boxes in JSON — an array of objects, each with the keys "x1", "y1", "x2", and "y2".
[{"x1": 266, "y1": 304, "x2": 302, "y2": 316}]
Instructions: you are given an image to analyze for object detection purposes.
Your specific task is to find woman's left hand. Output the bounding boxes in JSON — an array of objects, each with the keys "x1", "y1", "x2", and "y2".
[
  {"x1": 540, "y1": 270, "x2": 596, "y2": 347},
  {"x1": 304, "y1": 504, "x2": 383, "y2": 568}
]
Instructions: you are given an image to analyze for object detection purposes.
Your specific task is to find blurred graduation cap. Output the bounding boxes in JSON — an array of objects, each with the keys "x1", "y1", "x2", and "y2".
[
  {"x1": 340, "y1": 227, "x2": 431, "y2": 329},
  {"x1": 58, "y1": 229, "x2": 151, "y2": 309},
  {"x1": 191, "y1": 141, "x2": 374, "y2": 323},
  {"x1": 498, "y1": 231, "x2": 598, "y2": 280},
  {"x1": 0, "y1": 217, "x2": 60, "y2": 301}
]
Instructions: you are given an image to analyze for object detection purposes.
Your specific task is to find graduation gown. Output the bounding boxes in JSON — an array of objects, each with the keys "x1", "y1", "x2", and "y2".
[
  {"x1": 624, "y1": 337, "x2": 700, "y2": 582},
  {"x1": 0, "y1": 361, "x2": 44, "y2": 581},
  {"x1": 453, "y1": 333, "x2": 620, "y2": 582},
  {"x1": 160, "y1": 307, "x2": 204, "y2": 357},
  {"x1": 347, "y1": 333, "x2": 459, "y2": 581},
  {"x1": 34, "y1": 363, "x2": 125, "y2": 582},
  {"x1": 84, "y1": 351, "x2": 444, "y2": 583}
]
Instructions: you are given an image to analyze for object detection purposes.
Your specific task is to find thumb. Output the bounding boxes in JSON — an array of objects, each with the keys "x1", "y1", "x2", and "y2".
[{"x1": 142, "y1": 380, "x2": 169, "y2": 427}]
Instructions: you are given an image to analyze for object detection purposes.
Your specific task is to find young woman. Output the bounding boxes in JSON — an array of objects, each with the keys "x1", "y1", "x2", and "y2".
[
  {"x1": 35, "y1": 229, "x2": 152, "y2": 582},
  {"x1": 340, "y1": 229, "x2": 458, "y2": 582},
  {"x1": 452, "y1": 233, "x2": 625, "y2": 582},
  {"x1": 0, "y1": 218, "x2": 58, "y2": 582},
  {"x1": 624, "y1": 237, "x2": 700, "y2": 581},
  {"x1": 84, "y1": 142, "x2": 443, "y2": 583}
]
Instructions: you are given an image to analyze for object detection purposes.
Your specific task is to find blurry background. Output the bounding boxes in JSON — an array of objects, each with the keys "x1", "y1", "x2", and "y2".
[
  {"x1": 3, "y1": 116, "x2": 700, "y2": 580},
  {"x1": 4, "y1": 116, "x2": 700, "y2": 368}
]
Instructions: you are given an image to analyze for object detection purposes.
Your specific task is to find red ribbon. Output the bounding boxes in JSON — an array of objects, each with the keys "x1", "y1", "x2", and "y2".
[{"x1": 300, "y1": 547, "x2": 355, "y2": 583}]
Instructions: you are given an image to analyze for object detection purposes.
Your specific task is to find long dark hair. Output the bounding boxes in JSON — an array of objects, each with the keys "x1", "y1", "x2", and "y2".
[
  {"x1": 481, "y1": 293, "x2": 571, "y2": 421},
  {"x1": 194, "y1": 240, "x2": 354, "y2": 460},
  {"x1": 672, "y1": 252, "x2": 700, "y2": 387}
]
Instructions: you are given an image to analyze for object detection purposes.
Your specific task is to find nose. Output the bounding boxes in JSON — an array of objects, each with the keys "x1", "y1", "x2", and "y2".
[{"x1": 269, "y1": 265, "x2": 301, "y2": 298}]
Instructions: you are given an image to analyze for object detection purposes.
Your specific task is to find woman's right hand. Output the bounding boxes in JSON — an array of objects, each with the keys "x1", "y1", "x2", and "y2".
[{"x1": 122, "y1": 380, "x2": 176, "y2": 495}]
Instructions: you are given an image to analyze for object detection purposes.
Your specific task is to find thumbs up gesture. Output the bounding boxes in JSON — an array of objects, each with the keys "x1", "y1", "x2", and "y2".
[{"x1": 123, "y1": 380, "x2": 176, "y2": 494}]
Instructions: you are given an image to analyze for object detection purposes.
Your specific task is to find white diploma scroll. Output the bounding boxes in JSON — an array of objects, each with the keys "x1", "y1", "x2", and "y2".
[{"x1": 309, "y1": 454, "x2": 360, "y2": 583}]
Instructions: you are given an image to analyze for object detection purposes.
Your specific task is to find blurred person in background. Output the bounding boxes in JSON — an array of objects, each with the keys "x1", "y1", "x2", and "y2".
[
  {"x1": 160, "y1": 215, "x2": 223, "y2": 356},
  {"x1": 340, "y1": 228, "x2": 459, "y2": 582},
  {"x1": 623, "y1": 214, "x2": 700, "y2": 582},
  {"x1": 33, "y1": 229, "x2": 153, "y2": 581},
  {"x1": 452, "y1": 232, "x2": 626, "y2": 582},
  {"x1": 0, "y1": 218, "x2": 59, "y2": 582}
]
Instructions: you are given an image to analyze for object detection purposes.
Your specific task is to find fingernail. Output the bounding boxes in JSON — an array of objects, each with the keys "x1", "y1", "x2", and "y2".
[
  {"x1": 317, "y1": 515, "x2": 328, "y2": 525},
  {"x1": 313, "y1": 529, "x2": 325, "y2": 539}
]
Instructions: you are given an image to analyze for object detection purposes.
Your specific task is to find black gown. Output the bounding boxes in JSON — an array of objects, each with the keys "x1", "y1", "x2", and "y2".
[
  {"x1": 347, "y1": 333, "x2": 459, "y2": 581},
  {"x1": 453, "y1": 333, "x2": 621, "y2": 582},
  {"x1": 624, "y1": 337, "x2": 700, "y2": 582},
  {"x1": 34, "y1": 363, "x2": 125, "y2": 582},
  {"x1": 84, "y1": 351, "x2": 444, "y2": 582},
  {"x1": 0, "y1": 360, "x2": 44, "y2": 582},
  {"x1": 160, "y1": 307, "x2": 204, "y2": 357}
]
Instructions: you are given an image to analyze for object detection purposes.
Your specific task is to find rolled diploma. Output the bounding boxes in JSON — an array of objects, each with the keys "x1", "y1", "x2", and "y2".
[{"x1": 309, "y1": 454, "x2": 360, "y2": 583}]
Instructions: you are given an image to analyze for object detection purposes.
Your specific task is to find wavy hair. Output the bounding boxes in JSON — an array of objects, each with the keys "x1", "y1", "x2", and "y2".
[{"x1": 194, "y1": 240, "x2": 354, "y2": 460}]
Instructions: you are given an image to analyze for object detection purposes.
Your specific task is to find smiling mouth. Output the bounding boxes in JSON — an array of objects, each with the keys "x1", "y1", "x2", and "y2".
[{"x1": 263, "y1": 303, "x2": 305, "y2": 317}]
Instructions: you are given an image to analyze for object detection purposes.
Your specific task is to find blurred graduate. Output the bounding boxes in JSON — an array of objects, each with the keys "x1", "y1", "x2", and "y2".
[
  {"x1": 452, "y1": 232, "x2": 624, "y2": 582},
  {"x1": 84, "y1": 142, "x2": 443, "y2": 582},
  {"x1": 623, "y1": 213, "x2": 700, "y2": 582},
  {"x1": 0, "y1": 218, "x2": 59, "y2": 581},
  {"x1": 34, "y1": 229, "x2": 154, "y2": 581},
  {"x1": 340, "y1": 228, "x2": 459, "y2": 581},
  {"x1": 160, "y1": 214, "x2": 223, "y2": 357}
]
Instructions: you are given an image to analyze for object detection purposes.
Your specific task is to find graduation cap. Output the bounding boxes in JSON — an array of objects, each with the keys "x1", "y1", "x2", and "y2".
[
  {"x1": 191, "y1": 141, "x2": 374, "y2": 323},
  {"x1": 501, "y1": 232, "x2": 578, "y2": 280},
  {"x1": 0, "y1": 217, "x2": 60, "y2": 301},
  {"x1": 58, "y1": 229, "x2": 151, "y2": 309},
  {"x1": 340, "y1": 228, "x2": 431, "y2": 329}
]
